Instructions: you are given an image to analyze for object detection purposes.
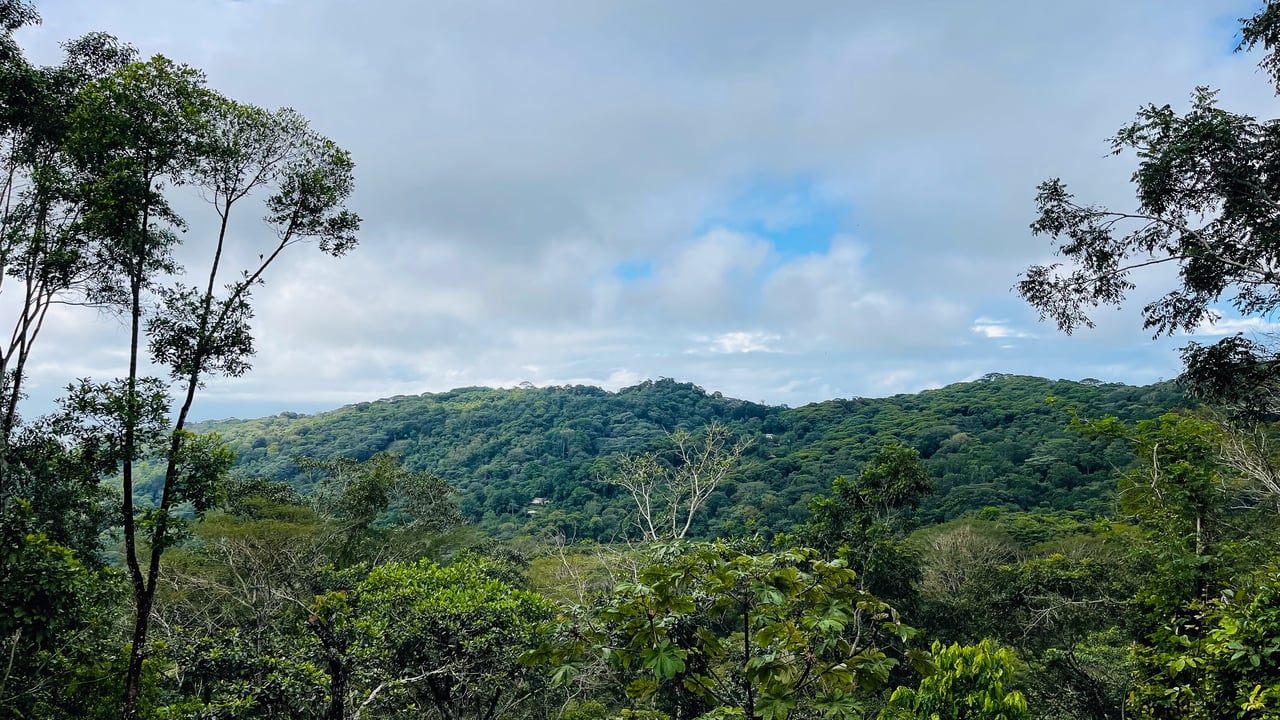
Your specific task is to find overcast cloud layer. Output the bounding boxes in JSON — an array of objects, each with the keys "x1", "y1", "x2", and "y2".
[{"x1": 13, "y1": 1, "x2": 1276, "y2": 419}]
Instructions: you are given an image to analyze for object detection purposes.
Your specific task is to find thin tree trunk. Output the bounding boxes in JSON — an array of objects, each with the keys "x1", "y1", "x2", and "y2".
[
  {"x1": 121, "y1": 200, "x2": 150, "y2": 720},
  {"x1": 743, "y1": 607, "x2": 755, "y2": 720}
]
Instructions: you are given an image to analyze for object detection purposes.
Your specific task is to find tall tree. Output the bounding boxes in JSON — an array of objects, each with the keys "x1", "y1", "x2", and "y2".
[
  {"x1": 60, "y1": 51, "x2": 359, "y2": 718},
  {"x1": 0, "y1": 7, "x2": 137, "y2": 497},
  {"x1": 1017, "y1": 2, "x2": 1280, "y2": 425}
]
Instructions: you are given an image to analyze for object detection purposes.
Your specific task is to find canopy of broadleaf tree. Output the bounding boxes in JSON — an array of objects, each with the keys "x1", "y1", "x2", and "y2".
[{"x1": 1019, "y1": 2, "x2": 1280, "y2": 422}]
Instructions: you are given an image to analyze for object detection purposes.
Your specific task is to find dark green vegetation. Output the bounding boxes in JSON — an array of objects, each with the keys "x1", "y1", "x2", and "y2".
[
  {"x1": 193, "y1": 375, "x2": 1185, "y2": 541},
  {"x1": 1018, "y1": 5, "x2": 1280, "y2": 428},
  {"x1": 0, "y1": 1, "x2": 359, "y2": 716},
  {"x1": 4, "y1": 2, "x2": 1280, "y2": 719}
]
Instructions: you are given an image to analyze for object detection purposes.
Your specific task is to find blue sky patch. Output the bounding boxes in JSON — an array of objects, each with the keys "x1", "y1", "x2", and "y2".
[
  {"x1": 699, "y1": 175, "x2": 854, "y2": 261},
  {"x1": 1214, "y1": 7, "x2": 1251, "y2": 54},
  {"x1": 613, "y1": 258, "x2": 655, "y2": 281}
]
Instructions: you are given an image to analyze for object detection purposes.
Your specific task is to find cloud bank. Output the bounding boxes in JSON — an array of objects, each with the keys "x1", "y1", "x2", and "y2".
[{"x1": 9, "y1": 1, "x2": 1270, "y2": 418}]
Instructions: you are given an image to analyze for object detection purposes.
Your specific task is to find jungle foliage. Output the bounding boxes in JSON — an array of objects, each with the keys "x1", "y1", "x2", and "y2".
[
  {"x1": 3, "y1": 2, "x2": 1280, "y2": 720},
  {"x1": 192, "y1": 375, "x2": 1186, "y2": 542}
]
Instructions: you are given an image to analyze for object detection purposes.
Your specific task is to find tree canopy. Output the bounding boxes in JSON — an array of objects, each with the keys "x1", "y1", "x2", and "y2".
[{"x1": 1018, "y1": 2, "x2": 1280, "y2": 423}]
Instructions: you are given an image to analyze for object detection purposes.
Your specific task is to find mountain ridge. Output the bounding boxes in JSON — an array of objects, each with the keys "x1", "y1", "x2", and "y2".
[{"x1": 185, "y1": 374, "x2": 1187, "y2": 540}]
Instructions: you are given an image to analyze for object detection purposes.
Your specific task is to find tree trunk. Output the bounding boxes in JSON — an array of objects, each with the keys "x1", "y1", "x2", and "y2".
[
  {"x1": 327, "y1": 653, "x2": 348, "y2": 720},
  {"x1": 120, "y1": 205, "x2": 149, "y2": 720}
]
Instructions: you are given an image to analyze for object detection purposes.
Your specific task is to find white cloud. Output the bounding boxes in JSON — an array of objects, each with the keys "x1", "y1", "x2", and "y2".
[
  {"x1": 4, "y1": 0, "x2": 1264, "y2": 418},
  {"x1": 704, "y1": 331, "x2": 781, "y2": 354},
  {"x1": 1192, "y1": 315, "x2": 1280, "y2": 337},
  {"x1": 971, "y1": 319, "x2": 1033, "y2": 339}
]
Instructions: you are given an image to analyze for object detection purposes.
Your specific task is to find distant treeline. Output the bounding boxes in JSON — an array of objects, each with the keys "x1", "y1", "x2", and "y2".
[{"x1": 187, "y1": 374, "x2": 1186, "y2": 540}]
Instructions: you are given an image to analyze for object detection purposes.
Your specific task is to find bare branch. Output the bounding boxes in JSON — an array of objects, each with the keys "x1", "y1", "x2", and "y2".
[
  {"x1": 607, "y1": 423, "x2": 751, "y2": 542},
  {"x1": 351, "y1": 667, "x2": 449, "y2": 720}
]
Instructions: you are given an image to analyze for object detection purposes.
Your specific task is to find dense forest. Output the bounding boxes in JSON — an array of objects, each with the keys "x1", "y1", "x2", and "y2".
[
  {"x1": 188, "y1": 375, "x2": 1186, "y2": 540},
  {"x1": 4, "y1": 2, "x2": 1280, "y2": 720}
]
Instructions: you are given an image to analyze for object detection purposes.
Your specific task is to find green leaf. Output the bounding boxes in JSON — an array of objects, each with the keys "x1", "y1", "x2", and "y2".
[
  {"x1": 641, "y1": 642, "x2": 686, "y2": 679},
  {"x1": 757, "y1": 691, "x2": 798, "y2": 720},
  {"x1": 551, "y1": 662, "x2": 581, "y2": 685}
]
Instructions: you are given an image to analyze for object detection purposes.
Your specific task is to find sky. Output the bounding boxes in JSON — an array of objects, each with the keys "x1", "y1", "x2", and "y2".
[{"x1": 10, "y1": 0, "x2": 1279, "y2": 420}]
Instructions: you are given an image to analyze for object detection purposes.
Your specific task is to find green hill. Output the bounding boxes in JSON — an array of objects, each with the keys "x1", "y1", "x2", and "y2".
[{"x1": 192, "y1": 374, "x2": 1186, "y2": 540}]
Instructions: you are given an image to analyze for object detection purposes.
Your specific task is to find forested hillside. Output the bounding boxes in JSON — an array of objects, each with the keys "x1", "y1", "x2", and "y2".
[
  {"x1": 192, "y1": 374, "x2": 1186, "y2": 540},
  {"x1": 7, "y1": 3, "x2": 1280, "y2": 719}
]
